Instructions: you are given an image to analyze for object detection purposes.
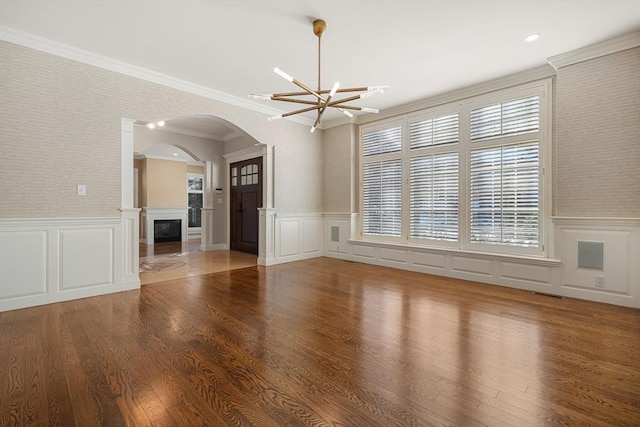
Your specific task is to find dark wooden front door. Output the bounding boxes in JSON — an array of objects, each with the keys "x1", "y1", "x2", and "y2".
[{"x1": 230, "y1": 157, "x2": 262, "y2": 255}]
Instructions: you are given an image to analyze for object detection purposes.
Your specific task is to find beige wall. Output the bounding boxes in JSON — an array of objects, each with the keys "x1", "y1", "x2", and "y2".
[
  {"x1": 143, "y1": 158, "x2": 187, "y2": 207},
  {"x1": 187, "y1": 165, "x2": 204, "y2": 174},
  {"x1": 555, "y1": 47, "x2": 640, "y2": 217},
  {"x1": 0, "y1": 41, "x2": 323, "y2": 219},
  {"x1": 323, "y1": 123, "x2": 356, "y2": 213}
]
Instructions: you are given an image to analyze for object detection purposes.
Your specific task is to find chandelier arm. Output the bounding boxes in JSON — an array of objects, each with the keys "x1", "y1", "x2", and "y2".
[
  {"x1": 272, "y1": 87, "x2": 370, "y2": 97},
  {"x1": 271, "y1": 97, "x2": 319, "y2": 106},
  {"x1": 312, "y1": 92, "x2": 335, "y2": 129},
  {"x1": 290, "y1": 80, "x2": 326, "y2": 102},
  {"x1": 281, "y1": 105, "x2": 323, "y2": 118},
  {"x1": 325, "y1": 104, "x2": 366, "y2": 111}
]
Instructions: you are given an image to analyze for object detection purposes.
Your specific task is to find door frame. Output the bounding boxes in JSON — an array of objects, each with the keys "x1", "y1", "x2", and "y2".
[
  {"x1": 229, "y1": 157, "x2": 263, "y2": 254},
  {"x1": 223, "y1": 144, "x2": 274, "y2": 262}
]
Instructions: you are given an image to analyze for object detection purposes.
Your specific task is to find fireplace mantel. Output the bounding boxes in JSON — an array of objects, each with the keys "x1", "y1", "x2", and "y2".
[{"x1": 142, "y1": 207, "x2": 188, "y2": 245}]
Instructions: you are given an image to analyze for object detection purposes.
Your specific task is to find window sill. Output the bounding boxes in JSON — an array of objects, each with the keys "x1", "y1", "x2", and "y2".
[{"x1": 347, "y1": 238, "x2": 561, "y2": 267}]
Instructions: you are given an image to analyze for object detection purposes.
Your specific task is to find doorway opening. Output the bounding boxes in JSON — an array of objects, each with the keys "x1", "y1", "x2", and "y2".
[{"x1": 230, "y1": 157, "x2": 263, "y2": 255}]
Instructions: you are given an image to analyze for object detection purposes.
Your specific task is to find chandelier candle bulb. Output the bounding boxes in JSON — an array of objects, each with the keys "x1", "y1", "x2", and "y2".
[
  {"x1": 250, "y1": 94, "x2": 273, "y2": 100},
  {"x1": 360, "y1": 89, "x2": 382, "y2": 99},
  {"x1": 274, "y1": 67, "x2": 294, "y2": 82},
  {"x1": 330, "y1": 82, "x2": 340, "y2": 97}
]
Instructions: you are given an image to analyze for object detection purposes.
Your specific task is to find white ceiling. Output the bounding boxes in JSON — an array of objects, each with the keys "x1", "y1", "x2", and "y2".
[{"x1": 1, "y1": 0, "x2": 639, "y2": 130}]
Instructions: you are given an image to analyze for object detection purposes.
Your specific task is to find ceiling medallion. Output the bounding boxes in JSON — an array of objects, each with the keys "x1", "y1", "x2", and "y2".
[{"x1": 250, "y1": 19, "x2": 388, "y2": 132}]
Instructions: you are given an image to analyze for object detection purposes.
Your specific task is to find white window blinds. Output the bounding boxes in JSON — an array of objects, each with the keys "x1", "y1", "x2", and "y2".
[
  {"x1": 359, "y1": 82, "x2": 547, "y2": 254},
  {"x1": 362, "y1": 126, "x2": 402, "y2": 156},
  {"x1": 470, "y1": 142, "x2": 539, "y2": 247},
  {"x1": 362, "y1": 160, "x2": 402, "y2": 237},
  {"x1": 410, "y1": 153, "x2": 459, "y2": 241},
  {"x1": 471, "y1": 96, "x2": 539, "y2": 140},
  {"x1": 410, "y1": 113, "x2": 459, "y2": 149}
]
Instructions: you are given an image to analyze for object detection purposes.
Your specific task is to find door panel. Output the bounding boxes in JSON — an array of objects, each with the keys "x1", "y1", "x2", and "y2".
[{"x1": 230, "y1": 157, "x2": 262, "y2": 255}]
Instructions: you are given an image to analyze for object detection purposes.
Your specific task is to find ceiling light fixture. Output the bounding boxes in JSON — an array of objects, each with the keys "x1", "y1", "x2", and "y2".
[
  {"x1": 250, "y1": 19, "x2": 388, "y2": 132},
  {"x1": 525, "y1": 33, "x2": 540, "y2": 42},
  {"x1": 146, "y1": 120, "x2": 165, "y2": 129}
]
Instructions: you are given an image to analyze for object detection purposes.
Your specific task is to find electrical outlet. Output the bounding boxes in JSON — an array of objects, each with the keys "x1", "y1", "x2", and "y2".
[{"x1": 595, "y1": 276, "x2": 606, "y2": 288}]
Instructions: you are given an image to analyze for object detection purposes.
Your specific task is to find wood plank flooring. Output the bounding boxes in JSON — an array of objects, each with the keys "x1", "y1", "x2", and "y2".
[
  {"x1": 1, "y1": 257, "x2": 639, "y2": 426},
  {"x1": 138, "y1": 241, "x2": 257, "y2": 285}
]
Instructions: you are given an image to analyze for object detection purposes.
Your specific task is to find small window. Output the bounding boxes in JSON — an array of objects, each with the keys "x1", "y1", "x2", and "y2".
[
  {"x1": 410, "y1": 113, "x2": 459, "y2": 149},
  {"x1": 362, "y1": 126, "x2": 402, "y2": 157},
  {"x1": 471, "y1": 96, "x2": 539, "y2": 141}
]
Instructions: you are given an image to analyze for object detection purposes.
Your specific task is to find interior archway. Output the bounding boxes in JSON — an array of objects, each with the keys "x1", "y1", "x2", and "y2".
[{"x1": 121, "y1": 114, "x2": 272, "y2": 284}]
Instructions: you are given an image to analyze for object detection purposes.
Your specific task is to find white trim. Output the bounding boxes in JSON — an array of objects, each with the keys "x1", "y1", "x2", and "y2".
[
  {"x1": 0, "y1": 25, "x2": 314, "y2": 127},
  {"x1": 159, "y1": 125, "x2": 238, "y2": 142},
  {"x1": 547, "y1": 31, "x2": 640, "y2": 70},
  {"x1": 142, "y1": 207, "x2": 189, "y2": 245},
  {"x1": 347, "y1": 238, "x2": 561, "y2": 267},
  {"x1": 136, "y1": 153, "x2": 191, "y2": 163},
  {"x1": 551, "y1": 217, "x2": 640, "y2": 227}
]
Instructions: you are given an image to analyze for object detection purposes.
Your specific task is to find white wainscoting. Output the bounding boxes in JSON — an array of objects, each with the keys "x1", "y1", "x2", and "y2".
[
  {"x1": 269, "y1": 213, "x2": 324, "y2": 265},
  {"x1": 321, "y1": 213, "x2": 640, "y2": 308},
  {"x1": 0, "y1": 216, "x2": 140, "y2": 312},
  {"x1": 552, "y1": 217, "x2": 639, "y2": 308}
]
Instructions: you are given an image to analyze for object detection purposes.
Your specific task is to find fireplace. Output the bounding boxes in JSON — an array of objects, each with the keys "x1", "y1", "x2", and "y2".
[
  {"x1": 154, "y1": 219, "x2": 182, "y2": 243},
  {"x1": 142, "y1": 207, "x2": 189, "y2": 245}
]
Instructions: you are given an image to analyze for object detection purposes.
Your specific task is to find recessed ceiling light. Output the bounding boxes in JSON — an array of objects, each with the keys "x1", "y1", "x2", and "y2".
[
  {"x1": 525, "y1": 33, "x2": 540, "y2": 42},
  {"x1": 156, "y1": 121, "x2": 165, "y2": 127},
  {"x1": 173, "y1": 153, "x2": 178, "y2": 156},
  {"x1": 146, "y1": 122, "x2": 156, "y2": 129}
]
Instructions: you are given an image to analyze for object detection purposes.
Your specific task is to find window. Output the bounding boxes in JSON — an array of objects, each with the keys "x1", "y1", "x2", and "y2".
[
  {"x1": 359, "y1": 82, "x2": 549, "y2": 256},
  {"x1": 361, "y1": 124, "x2": 403, "y2": 237},
  {"x1": 409, "y1": 152, "x2": 459, "y2": 241},
  {"x1": 187, "y1": 174, "x2": 203, "y2": 228}
]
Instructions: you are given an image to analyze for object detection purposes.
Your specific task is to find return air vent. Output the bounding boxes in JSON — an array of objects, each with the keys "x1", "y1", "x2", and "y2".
[
  {"x1": 331, "y1": 226, "x2": 340, "y2": 242},
  {"x1": 577, "y1": 241, "x2": 604, "y2": 270}
]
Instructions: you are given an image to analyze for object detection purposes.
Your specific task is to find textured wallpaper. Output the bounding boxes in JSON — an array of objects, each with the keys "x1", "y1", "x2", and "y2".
[
  {"x1": 0, "y1": 41, "x2": 323, "y2": 218},
  {"x1": 323, "y1": 124, "x2": 355, "y2": 213},
  {"x1": 555, "y1": 47, "x2": 640, "y2": 217}
]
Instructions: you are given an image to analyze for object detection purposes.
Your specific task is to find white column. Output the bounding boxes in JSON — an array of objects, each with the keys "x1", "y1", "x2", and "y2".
[
  {"x1": 200, "y1": 160, "x2": 216, "y2": 251},
  {"x1": 121, "y1": 118, "x2": 140, "y2": 289},
  {"x1": 258, "y1": 208, "x2": 276, "y2": 265},
  {"x1": 200, "y1": 208, "x2": 216, "y2": 251}
]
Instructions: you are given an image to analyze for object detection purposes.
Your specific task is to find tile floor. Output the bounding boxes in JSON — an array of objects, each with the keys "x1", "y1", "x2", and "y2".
[{"x1": 139, "y1": 240, "x2": 258, "y2": 285}]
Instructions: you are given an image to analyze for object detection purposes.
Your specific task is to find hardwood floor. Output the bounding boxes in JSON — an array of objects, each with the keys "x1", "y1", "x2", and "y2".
[
  {"x1": 1, "y1": 257, "x2": 639, "y2": 426},
  {"x1": 138, "y1": 241, "x2": 257, "y2": 285}
]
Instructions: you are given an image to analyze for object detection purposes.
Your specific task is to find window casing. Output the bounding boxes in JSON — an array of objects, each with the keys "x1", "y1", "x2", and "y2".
[
  {"x1": 187, "y1": 174, "x2": 204, "y2": 229},
  {"x1": 359, "y1": 81, "x2": 550, "y2": 256}
]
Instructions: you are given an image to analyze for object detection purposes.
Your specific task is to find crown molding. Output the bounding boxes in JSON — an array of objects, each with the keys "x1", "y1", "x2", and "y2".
[
  {"x1": 0, "y1": 25, "x2": 314, "y2": 127},
  {"x1": 547, "y1": 31, "x2": 640, "y2": 70},
  {"x1": 355, "y1": 64, "x2": 555, "y2": 126}
]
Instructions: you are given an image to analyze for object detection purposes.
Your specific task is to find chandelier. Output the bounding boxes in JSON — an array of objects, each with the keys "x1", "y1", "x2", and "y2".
[{"x1": 250, "y1": 19, "x2": 387, "y2": 133}]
